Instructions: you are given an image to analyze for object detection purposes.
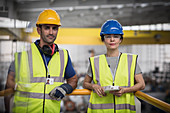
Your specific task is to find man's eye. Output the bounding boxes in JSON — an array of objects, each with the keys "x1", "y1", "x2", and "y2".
[
  {"x1": 45, "y1": 26, "x2": 50, "y2": 29},
  {"x1": 53, "y1": 27, "x2": 58, "y2": 30}
]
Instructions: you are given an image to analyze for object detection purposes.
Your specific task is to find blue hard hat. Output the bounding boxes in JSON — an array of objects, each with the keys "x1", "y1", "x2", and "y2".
[{"x1": 100, "y1": 20, "x2": 124, "y2": 37}]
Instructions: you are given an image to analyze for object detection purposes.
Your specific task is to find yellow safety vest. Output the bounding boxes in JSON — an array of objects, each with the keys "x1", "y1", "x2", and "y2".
[
  {"x1": 88, "y1": 53, "x2": 138, "y2": 113},
  {"x1": 13, "y1": 43, "x2": 68, "y2": 113}
]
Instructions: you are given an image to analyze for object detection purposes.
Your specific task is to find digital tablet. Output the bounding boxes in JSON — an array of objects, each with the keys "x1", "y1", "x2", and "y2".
[{"x1": 103, "y1": 86, "x2": 120, "y2": 92}]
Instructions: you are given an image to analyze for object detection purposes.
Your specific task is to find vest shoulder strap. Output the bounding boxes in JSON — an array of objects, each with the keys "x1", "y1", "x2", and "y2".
[{"x1": 121, "y1": 52, "x2": 138, "y2": 56}]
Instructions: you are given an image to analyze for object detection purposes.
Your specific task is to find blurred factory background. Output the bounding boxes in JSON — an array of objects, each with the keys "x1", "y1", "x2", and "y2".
[{"x1": 0, "y1": 0, "x2": 170, "y2": 113}]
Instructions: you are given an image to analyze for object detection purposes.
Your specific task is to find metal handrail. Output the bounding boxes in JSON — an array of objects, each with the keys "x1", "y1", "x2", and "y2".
[
  {"x1": 135, "y1": 91, "x2": 170, "y2": 113},
  {"x1": 1, "y1": 88, "x2": 170, "y2": 112}
]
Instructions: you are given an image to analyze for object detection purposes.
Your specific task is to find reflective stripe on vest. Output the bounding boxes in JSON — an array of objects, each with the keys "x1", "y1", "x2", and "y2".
[
  {"x1": 16, "y1": 91, "x2": 60, "y2": 100},
  {"x1": 13, "y1": 43, "x2": 68, "y2": 113},
  {"x1": 88, "y1": 103, "x2": 135, "y2": 110},
  {"x1": 88, "y1": 53, "x2": 137, "y2": 113}
]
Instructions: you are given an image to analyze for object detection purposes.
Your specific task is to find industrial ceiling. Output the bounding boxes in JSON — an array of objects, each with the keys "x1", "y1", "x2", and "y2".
[{"x1": 0, "y1": 0, "x2": 170, "y2": 28}]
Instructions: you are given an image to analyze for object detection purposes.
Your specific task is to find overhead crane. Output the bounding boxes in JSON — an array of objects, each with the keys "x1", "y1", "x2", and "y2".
[{"x1": 20, "y1": 27, "x2": 170, "y2": 45}]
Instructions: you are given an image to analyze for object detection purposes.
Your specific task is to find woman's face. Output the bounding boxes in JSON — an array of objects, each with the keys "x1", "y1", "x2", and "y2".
[{"x1": 103, "y1": 34, "x2": 122, "y2": 50}]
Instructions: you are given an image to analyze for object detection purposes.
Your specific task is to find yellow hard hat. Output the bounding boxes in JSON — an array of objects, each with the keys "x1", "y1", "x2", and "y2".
[{"x1": 36, "y1": 9, "x2": 61, "y2": 26}]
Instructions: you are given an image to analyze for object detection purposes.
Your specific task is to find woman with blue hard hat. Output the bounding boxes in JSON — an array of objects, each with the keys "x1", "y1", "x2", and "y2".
[{"x1": 83, "y1": 19, "x2": 145, "y2": 113}]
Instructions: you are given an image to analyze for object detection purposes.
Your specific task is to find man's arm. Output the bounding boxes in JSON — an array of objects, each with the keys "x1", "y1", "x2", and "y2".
[
  {"x1": 49, "y1": 53, "x2": 78, "y2": 100},
  {"x1": 66, "y1": 74, "x2": 78, "y2": 89},
  {"x1": 4, "y1": 71, "x2": 15, "y2": 113},
  {"x1": 6, "y1": 72, "x2": 15, "y2": 89}
]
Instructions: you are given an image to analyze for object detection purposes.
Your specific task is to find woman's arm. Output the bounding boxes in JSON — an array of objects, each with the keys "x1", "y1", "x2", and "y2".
[
  {"x1": 124, "y1": 73, "x2": 145, "y2": 93},
  {"x1": 110, "y1": 73, "x2": 145, "y2": 97},
  {"x1": 83, "y1": 75, "x2": 106, "y2": 97}
]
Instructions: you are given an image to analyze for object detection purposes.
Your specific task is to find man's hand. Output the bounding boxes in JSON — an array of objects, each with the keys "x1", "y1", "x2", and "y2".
[{"x1": 49, "y1": 83, "x2": 73, "y2": 101}]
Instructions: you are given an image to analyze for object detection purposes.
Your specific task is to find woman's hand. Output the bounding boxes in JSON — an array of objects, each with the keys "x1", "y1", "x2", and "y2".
[
  {"x1": 109, "y1": 87, "x2": 125, "y2": 97},
  {"x1": 92, "y1": 84, "x2": 106, "y2": 97},
  {"x1": 83, "y1": 75, "x2": 107, "y2": 97}
]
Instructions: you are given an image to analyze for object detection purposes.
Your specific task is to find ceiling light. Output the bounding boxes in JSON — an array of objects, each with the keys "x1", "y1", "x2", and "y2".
[
  {"x1": 93, "y1": 6, "x2": 99, "y2": 10},
  {"x1": 68, "y1": 7, "x2": 74, "y2": 12},
  {"x1": 117, "y1": 5, "x2": 124, "y2": 9},
  {"x1": 140, "y1": 3, "x2": 148, "y2": 8}
]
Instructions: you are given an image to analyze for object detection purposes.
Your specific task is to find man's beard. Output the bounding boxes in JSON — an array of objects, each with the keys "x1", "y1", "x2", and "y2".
[{"x1": 41, "y1": 32, "x2": 56, "y2": 45}]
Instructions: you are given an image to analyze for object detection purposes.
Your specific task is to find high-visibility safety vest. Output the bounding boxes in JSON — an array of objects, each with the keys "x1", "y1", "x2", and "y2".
[
  {"x1": 88, "y1": 53, "x2": 138, "y2": 113},
  {"x1": 13, "y1": 43, "x2": 68, "y2": 113}
]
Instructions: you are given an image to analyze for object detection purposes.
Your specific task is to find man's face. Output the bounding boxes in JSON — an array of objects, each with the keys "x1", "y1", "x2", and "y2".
[{"x1": 37, "y1": 24, "x2": 59, "y2": 46}]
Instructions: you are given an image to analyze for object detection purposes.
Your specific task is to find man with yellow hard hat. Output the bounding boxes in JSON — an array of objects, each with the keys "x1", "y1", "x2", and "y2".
[{"x1": 5, "y1": 9, "x2": 78, "y2": 113}]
